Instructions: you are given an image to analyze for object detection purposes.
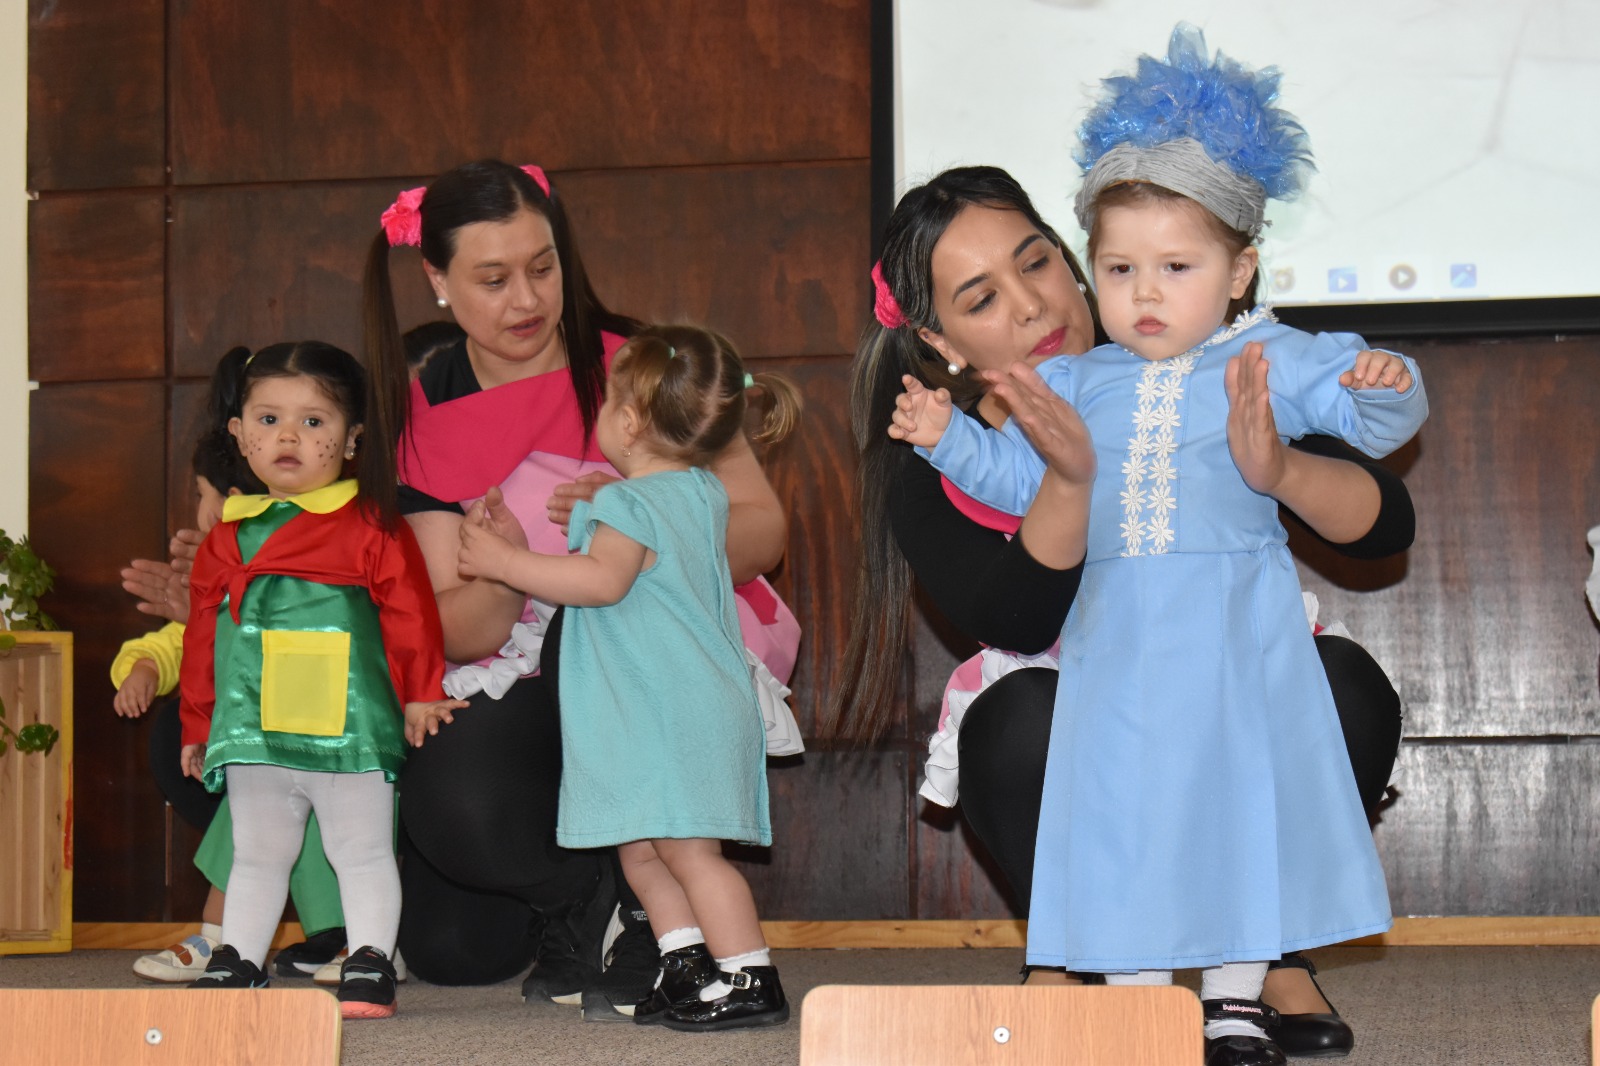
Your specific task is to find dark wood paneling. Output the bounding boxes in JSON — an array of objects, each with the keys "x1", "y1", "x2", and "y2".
[
  {"x1": 1378, "y1": 741, "x2": 1600, "y2": 915},
  {"x1": 169, "y1": 0, "x2": 870, "y2": 185},
  {"x1": 27, "y1": 0, "x2": 165, "y2": 190},
  {"x1": 916, "y1": 802, "x2": 1021, "y2": 920},
  {"x1": 168, "y1": 183, "x2": 436, "y2": 376},
  {"x1": 1296, "y1": 336, "x2": 1600, "y2": 737},
  {"x1": 736, "y1": 750, "x2": 910, "y2": 919},
  {"x1": 31, "y1": 382, "x2": 173, "y2": 920},
  {"x1": 754, "y1": 358, "x2": 857, "y2": 736},
  {"x1": 28, "y1": 193, "x2": 166, "y2": 382},
  {"x1": 169, "y1": 165, "x2": 870, "y2": 373},
  {"x1": 561, "y1": 163, "x2": 871, "y2": 359}
]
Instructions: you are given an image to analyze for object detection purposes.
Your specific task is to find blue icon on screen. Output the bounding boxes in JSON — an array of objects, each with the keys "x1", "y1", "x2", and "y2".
[
  {"x1": 1450, "y1": 263, "x2": 1478, "y2": 289},
  {"x1": 1328, "y1": 267, "x2": 1358, "y2": 294}
]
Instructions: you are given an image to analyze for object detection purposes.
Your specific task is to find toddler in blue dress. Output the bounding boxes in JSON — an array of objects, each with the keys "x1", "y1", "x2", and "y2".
[
  {"x1": 891, "y1": 26, "x2": 1428, "y2": 1066},
  {"x1": 456, "y1": 324, "x2": 802, "y2": 1032}
]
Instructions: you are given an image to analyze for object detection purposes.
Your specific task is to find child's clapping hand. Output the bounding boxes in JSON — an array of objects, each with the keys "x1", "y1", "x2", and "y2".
[
  {"x1": 887, "y1": 375, "x2": 955, "y2": 448},
  {"x1": 459, "y1": 485, "x2": 525, "y2": 583},
  {"x1": 113, "y1": 660, "x2": 160, "y2": 718},
  {"x1": 404, "y1": 698, "x2": 469, "y2": 748},
  {"x1": 1341, "y1": 350, "x2": 1414, "y2": 393}
]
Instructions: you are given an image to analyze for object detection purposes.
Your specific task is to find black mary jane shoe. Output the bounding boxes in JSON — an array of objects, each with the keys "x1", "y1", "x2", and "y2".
[
  {"x1": 1203, "y1": 999, "x2": 1287, "y2": 1066},
  {"x1": 661, "y1": 965, "x2": 789, "y2": 1032},
  {"x1": 633, "y1": 944, "x2": 720, "y2": 1026},
  {"x1": 1263, "y1": 953, "x2": 1355, "y2": 1057}
]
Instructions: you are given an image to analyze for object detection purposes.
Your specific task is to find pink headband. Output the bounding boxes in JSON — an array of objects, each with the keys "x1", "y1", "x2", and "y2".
[
  {"x1": 871, "y1": 261, "x2": 907, "y2": 329},
  {"x1": 381, "y1": 165, "x2": 553, "y2": 248}
]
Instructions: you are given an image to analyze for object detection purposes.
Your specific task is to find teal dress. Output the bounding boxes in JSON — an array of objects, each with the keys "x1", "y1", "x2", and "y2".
[{"x1": 556, "y1": 469, "x2": 770, "y2": 848}]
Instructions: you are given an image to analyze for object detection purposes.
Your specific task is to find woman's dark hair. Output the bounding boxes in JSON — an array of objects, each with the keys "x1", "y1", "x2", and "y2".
[
  {"x1": 363, "y1": 160, "x2": 641, "y2": 515},
  {"x1": 192, "y1": 346, "x2": 266, "y2": 497},
  {"x1": 827, "y1": 165, "x2": 1100, "y2": 743},
  {"x1": 611, "y1": 325, "x2": 801, "y2": 467},
  {"x1": 219, "y1": 340, "x2": 396, "y2": 528},
  {"x1": 1086, "y1": 181, "x2": 1259, "y2": 323},
  {"x1": 402, "y1": 319, "x2": 468, "y2": 375}
]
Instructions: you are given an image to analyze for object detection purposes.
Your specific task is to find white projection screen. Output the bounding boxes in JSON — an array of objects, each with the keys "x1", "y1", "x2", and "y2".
[{"x1": 887, "y1": 0, "x2": 1600, "y2": 334}]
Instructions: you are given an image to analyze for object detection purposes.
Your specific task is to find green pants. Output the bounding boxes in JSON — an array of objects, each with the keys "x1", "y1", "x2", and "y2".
[{"x1": 194, "y1": 795, "x2": 345, "y2": 937}]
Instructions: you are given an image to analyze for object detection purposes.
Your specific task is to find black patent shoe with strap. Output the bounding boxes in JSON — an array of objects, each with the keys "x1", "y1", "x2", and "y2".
[
  {"x1": 1203, "y1": 999, "x2": 1286, "y2": 1066},
  {"x1": 1263, "y1": 953, "x2": 1355, "y2": 1057},
  {"x1": 633, "y1": 943, "x2": 720, "y2": 1026},
  {"x1": 661, "y1": 965, "x2": 790, "y2": 1031}
]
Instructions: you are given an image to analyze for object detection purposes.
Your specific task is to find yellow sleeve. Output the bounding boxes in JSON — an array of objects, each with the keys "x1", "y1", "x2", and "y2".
[{"x1": 109, "y1": 622, "x2": 186, "y2": 695}]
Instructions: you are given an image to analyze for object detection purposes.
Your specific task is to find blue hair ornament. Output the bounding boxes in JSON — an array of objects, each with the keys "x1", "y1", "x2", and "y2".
[{"x1": 1076, "y1": 23, "x2": 1314, "y2": 202}]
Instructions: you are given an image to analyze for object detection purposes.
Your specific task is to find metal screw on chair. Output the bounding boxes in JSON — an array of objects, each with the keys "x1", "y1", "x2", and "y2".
[
  {"x1": 145, "y1": 1028, "x2": 163, "y2": 1046},
  {"x1": 993, "y1": 1025, "x2": 1011, "y2": 1044}
]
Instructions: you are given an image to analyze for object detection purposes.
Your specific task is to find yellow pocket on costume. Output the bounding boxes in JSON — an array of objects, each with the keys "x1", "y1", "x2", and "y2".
[{"x1": 260, "y1": 629, "x2": 350, "y2": 736}]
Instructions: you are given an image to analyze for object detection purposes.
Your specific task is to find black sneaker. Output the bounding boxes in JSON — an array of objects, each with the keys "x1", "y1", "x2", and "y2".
[
  {"x1": 521, "y1": 863, "x2": 616, "y2": 1006},
  {"x1": 337, "y1": 946, "x2": 399, "y2": 1020},
  {"x1": 271, "y1": 925, "x2": 346, "y2": 978},
  {"x1": 580, "y1": 904, "x2": 662, "y2": 1022},
  {"x1": 191, "y1": 944, "x2": 270, "y2": 989}
]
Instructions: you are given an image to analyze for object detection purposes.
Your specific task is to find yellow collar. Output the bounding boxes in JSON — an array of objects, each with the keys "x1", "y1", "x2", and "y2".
[{"x1": 223, "y1": 479, "x2": 359, "y2": 522}]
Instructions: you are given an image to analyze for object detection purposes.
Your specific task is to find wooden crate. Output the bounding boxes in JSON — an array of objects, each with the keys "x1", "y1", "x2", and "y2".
[{"x1": 0, "y1": 631, "x2": 73, "y2": 955}]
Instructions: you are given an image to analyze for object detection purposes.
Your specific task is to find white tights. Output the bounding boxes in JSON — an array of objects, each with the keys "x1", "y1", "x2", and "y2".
[{"x1": 223, "y1": 765, "x2": 398, "y2": 968}]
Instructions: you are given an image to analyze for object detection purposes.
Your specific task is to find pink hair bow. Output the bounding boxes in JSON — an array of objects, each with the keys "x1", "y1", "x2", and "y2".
[
  {"x1": 381, "y1": 186, "x2": 426, "y2": 247},
  {"x1": 521, "y1": 165, "x2": 551, "y2": 196},
  {"x1": 871, "y1": 261, "x2": 907, "y2": 329}
]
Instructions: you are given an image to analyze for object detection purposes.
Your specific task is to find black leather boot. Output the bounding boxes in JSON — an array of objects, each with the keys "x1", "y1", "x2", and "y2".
[
  {"x1": 1203, "y1": 998, "x2": 1287, "y2": 1066},
  {"x1": 1262, "y1": 952, "x2": 1354, "y2": 1057},
  {"x1": 632, "y1": 943, "x2": 719, "y2": 1026},
  {"x1": 660, "y1": 964, "x2": 789, "y2": 1031}
]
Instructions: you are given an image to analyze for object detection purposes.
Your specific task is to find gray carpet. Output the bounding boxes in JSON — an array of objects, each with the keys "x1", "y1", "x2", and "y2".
[{"x1": 3, "y1": 946, "x2": 1595, "y2": 1064}]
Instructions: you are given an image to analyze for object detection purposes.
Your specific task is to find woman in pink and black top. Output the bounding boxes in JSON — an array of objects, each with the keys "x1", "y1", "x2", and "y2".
[{"x1": 363, "y1": 160, "x2": 797, "y2": 1019}]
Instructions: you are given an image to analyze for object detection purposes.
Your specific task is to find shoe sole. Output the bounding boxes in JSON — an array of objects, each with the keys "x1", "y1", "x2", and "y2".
[
  {"x1": 521, "y1": 989, "x2": 583, "y2": 1006},
  {"x1": 660, "y1": 1006, "x2": 791, "y2": 1033},
  {"x1": 340, "y1": 1001, "x2": 397, "y2": 1020},
  {"x1": 580, "y1": 996, "x2": 637, "y2": 1023},
  {"x1": 132, "y1": 965, "x2": 205, "y2": 984}
]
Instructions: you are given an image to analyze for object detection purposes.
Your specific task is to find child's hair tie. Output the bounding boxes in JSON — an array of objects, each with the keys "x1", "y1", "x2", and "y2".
[
  {"x1": 521, "y1": 165, "x2": 551, "y2": 197},
  {"x1": 667, "y1": 345, "x2": 677, "y2": 359},
  {"x1": 1073, "y1": 24, "x2": 1314, "y2": 239},
  {"x1": 871, "y1": 261, "x2": 907, "y2": 329},
  {"x1": 381, "y1": 186, "x2": 427, "y2": 248},
  {"x1": 743, "y1": 373, "x2": 754, "y2": 389}
]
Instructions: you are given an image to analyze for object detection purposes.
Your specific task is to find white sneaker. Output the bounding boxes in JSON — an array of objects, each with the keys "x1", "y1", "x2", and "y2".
[
  {"x1": 314, "y1": 946, "x2": 408, "y2": 985},
  {"x1": 132, "y1": 933, "x2": 221, "y2": 983}
]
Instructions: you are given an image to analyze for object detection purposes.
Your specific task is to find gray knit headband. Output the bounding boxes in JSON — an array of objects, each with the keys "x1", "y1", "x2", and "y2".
[{"x1": 1074, "y1": 138, "x2": 1269, "y2": 239}]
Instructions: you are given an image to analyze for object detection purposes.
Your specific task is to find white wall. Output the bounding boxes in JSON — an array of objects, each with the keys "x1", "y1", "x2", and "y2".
[{"x1": 0, "y1": 0, "x2": 27, "y2": 538}]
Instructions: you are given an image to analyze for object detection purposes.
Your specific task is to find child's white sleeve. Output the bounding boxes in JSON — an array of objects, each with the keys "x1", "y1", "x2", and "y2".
[{"x1": 1267, "y1": 328, "x2": 1428, "y2": 458}]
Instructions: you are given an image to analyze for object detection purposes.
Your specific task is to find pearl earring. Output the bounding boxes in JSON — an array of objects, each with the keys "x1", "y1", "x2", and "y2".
[
  {"x1": 622, "y1": 446, "x2": 631, "y2": 458},
  {"x1": 436, "y1": 297, "x2": 448, "y2": 308},
  {"x1": 1077, "y1": 282, "x2": 1087, "y2": 293},
  {"x1": 947, "y1": 362, "x2": 961, "y2": 375}
]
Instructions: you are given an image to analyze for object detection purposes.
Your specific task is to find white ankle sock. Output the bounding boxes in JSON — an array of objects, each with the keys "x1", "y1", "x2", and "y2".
[
  {"x1": 698, "y1": 947, "x2": 772, "y2": 1000},
  {"x1": 657, "y1": 926, "x2": 704, "y2": 954},
  {"x1": 1202, "y1": 961, "x2": 1271, "y2": 1040},
  {"x1": 199, "y1": 922, "x2": 223, "y2": 943}
]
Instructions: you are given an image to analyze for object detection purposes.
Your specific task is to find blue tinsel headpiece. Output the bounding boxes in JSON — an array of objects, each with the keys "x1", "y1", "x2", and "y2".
[{"x1": 1073, "y1": 24, "x2": 1315, "y2": 237}]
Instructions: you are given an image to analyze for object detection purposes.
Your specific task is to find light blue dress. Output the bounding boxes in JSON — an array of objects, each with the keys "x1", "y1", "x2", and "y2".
[
  {"x1": 555, "y1": 468, "x2": 771, "y2": 849},
  {"x1": 923, "y1": 307, "x2": 1426, "y2": 971}
]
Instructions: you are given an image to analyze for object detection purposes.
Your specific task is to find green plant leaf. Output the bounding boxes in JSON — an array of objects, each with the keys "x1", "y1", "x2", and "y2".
[{"x1": 16, "y1": 723, "x2": 59, "y2": 755}]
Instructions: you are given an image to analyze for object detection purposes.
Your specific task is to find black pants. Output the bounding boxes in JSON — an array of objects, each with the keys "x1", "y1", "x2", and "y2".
[
  {"x1": 957, "y1": 634, "x2": 1403, "y2": 912},
  {"x1": 148, "y1": 699, "x2": 222, "y2": 832}
]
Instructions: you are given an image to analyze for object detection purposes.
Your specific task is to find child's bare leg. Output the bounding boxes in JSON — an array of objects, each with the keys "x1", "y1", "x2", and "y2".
[
  {"x1": 202, "y1": 885, "x2": 224, "y2": 926},
  {"x1": 651, "y1": 838, "x2": 763, "y2": 958},
  {"x1": 618, "y1": 840, "x2": 696, "y2": 938}
]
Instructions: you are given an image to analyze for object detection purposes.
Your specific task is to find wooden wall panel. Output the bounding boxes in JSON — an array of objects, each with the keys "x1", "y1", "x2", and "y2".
[
  {"x1": 27, "y1": 0, "x2": 165, "y2": 190},
  {"x1": 168, "y1": 184, "x2": 436, "y2": 376},
  {"x1": 736, "y1": 750, "x2": 910, "y2": 919},
  {"x1": 1296, "y1": 335, "x2": 1600, "y2": 737},
  {"x1": 560, "y1": 163, "x2": 872, "y2": 359},
  {"x1": 28, "y1": 193, "x2": 166, "y2": 382},
  {"x1": 30, "y1": 383, "x2": 173, "y2": 921},
  {"x1": 169, "y1": 0, "x2": 871, "y2": 185},
  {"x1": 1377, "y1": 742, "x2": 1600, "y2": 915}
]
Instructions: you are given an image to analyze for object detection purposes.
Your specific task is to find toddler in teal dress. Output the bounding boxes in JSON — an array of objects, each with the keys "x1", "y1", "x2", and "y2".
[{"x1": 457, "y1": 324, "x2": 802, "y2": 1032}]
